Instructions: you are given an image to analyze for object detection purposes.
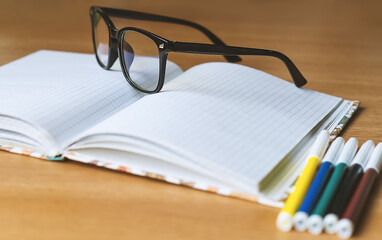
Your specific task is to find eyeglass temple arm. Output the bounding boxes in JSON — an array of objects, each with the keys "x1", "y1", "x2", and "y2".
[
  {"x1": 169, "y1": 41, "x2": 307, "y2": 87},
  {"x1": 95, "y1": 6, "x2": 242, "y2": 63}
]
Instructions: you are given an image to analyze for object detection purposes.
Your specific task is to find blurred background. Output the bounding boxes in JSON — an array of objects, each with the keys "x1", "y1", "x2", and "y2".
[{"x1": 1, "y1": 0, "x2": 381, "y2": 99}]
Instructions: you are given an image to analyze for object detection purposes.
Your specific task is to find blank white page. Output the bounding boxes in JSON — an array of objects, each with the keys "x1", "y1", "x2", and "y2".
[
  {"x1": 69, "y1": 62, "x2": 342, "y2": 187},
  {"x1": 0, "y1": 50, "x2": 183, "y2": 153}
]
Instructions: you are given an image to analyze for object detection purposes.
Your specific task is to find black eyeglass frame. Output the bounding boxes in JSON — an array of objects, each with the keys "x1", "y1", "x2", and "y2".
[{"x1": 90, "y1": 6, "x2": 308, "y2": 93}]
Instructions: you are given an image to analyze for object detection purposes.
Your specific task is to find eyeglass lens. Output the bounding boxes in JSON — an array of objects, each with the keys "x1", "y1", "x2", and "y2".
[
  {"x1": 93, "y1": 13, "x2": 110, "y2": 67},
  {"x1": 121, "y1": 30, "x2": 161, "y2": 92}
]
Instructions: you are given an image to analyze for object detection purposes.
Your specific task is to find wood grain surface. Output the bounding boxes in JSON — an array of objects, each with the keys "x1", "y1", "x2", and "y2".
[{"x1": 0, "y1": 0, "x2": 381, "y2": 239}]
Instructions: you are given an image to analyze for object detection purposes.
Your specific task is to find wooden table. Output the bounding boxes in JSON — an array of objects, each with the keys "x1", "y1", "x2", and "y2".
[{"x1": 1, "y1": 0, "x2": 381, "y2": 239}]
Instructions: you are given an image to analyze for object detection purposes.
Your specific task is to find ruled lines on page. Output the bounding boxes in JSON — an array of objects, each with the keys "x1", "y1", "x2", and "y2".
[
  {"x1": 71, "y1": 62, "x2": 342, "y2": 187},
  {"x1": 0, "y1": 50, "x2": 183, "y2": 152}
]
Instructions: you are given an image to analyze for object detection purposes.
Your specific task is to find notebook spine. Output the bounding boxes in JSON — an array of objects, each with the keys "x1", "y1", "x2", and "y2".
[{"x1": 0, "y1": 143, "x2": 61, "y2": 160}]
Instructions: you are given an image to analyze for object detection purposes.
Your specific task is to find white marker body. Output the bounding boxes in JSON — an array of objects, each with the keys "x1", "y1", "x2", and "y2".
[
  {"x1": 336, "y1": 138, "x2": 358, "y2": 165},
  {"x1": 365, "y1": 142, "x2": 382, "y2": 173},
  {"x1": 351, "y1": 140, "x2": 374, "y2": 168},
  {"x1": 308, "y1": 130, "x2": 330, "y2": 160},
  {"x1": 322, "y1": 137, "x2": 345, "y2": 164}
]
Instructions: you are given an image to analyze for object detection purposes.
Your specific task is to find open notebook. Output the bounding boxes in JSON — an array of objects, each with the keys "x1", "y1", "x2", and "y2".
[{"x1": 0, "y1": 50, "x2": 358, "y2": 206}]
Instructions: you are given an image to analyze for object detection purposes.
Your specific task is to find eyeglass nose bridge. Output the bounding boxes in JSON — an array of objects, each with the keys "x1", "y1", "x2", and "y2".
[
  {"x1": 110, "y1": 28, "x2": 119, "y2": 39},
  {"x1": 106, "y1": 28, "x2": 120, "y2": 69}
]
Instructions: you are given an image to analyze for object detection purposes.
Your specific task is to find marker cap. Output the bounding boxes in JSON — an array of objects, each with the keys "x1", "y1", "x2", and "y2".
[
  {"x1": 309, "y1": 130, "x2": 330, "y2": 159},
  {"x1": 293, "y1": 212, "x2": 308, "y2": 232},
  {"x1": 323, "y1": 213, "x2": 339, "y2": 234},
  {"x1": 337, "y1": 219, "x2": 354, "y2": 239},
  {"x1": 276, "y1": 212, "x2": 293, "y2": 232},
  {"x1": 336, "y1": 138, "x2": 358, "y2": 165},
  {"x1": 351, "y1": 140, "x2": 374, "y2": 168},
  {"x1": 308, "y1": 215, "x2": 324, "y2": 235},
  {"x1": 365, "y1": 142, "x2": 382, "y2": 173},
  {"x1": 322, "y1": 137, "x2": 345, "y2": 163}
]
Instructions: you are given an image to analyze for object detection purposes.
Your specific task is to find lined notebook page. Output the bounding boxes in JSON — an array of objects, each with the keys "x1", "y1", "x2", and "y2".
[
  {"x1": 0, "y1": 50, "x2": 183, "y2": 153},
  {"x1": 70, "y1": 62, "x2": 342, "y2": 187}
]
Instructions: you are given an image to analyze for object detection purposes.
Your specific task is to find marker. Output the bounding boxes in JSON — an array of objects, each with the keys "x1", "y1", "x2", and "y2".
[
  {"x1": 323, "y1": 140, "x2": 374, "y2": 234},
  {"x1": 276, "y1": 130, "x2": 329, "y2": 232},
  {"x1": 293, "y1": 137, "x2": 345, "y2": 232},
  {"x1": 307, "y1": 137, "x2": 358, "y2": 235},
  {"x1": 337, "y1": 143, "x2": 382, "y2": 239}
]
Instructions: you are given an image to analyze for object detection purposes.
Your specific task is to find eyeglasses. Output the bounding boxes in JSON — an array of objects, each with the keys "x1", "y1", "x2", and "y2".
[{"x1": 90, "y1": 6, "x2": 307, "y2": 93}]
